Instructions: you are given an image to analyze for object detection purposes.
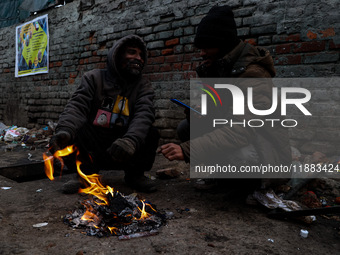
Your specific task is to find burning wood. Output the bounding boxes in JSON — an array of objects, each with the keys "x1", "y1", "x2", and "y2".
[{"x1": 43, "y1": 145, "x2": 166, "y2": 238}]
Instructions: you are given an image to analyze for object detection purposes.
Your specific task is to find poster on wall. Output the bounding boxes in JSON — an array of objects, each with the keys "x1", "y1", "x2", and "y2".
[{"x1": 15, "y1": 14, "x2": 49, "y2": 77}]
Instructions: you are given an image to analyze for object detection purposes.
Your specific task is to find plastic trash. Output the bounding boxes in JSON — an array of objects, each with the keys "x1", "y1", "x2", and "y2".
[
  {"x1": 4, "y1": 127, "x2": 29, "y2": 142},
  {"x1": 253, "y1": 189, "x2": 316, "y2": 223},
  {"x1": 300, "y1": 229, "x2": 308, "y2": 238},
  {"x1": 33, "y1": 222, "x2": 48, "y2": 228}
]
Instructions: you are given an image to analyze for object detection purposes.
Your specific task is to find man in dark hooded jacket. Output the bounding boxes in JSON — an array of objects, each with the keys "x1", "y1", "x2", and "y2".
[
  {"x1": 50, "y1": 34, "x2": 159, "y2": 193},
  {"x1": 161, "y1": 6, "x2": 291, "y2": 189}
]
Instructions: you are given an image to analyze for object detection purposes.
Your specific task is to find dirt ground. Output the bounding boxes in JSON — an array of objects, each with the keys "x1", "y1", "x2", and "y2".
[{"x1": 0, "y1": 153, "x2": 339, "y2": 255}]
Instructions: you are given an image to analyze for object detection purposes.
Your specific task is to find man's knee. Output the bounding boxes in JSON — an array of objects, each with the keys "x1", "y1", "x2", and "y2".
[{"x1": 177, "y1": 119, "x2": 190, "y2": 142}]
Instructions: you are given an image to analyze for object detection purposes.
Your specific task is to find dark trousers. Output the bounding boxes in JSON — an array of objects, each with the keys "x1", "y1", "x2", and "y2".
[{"x1": 66, "y1": 123, "x2": 159, "y2": 177}]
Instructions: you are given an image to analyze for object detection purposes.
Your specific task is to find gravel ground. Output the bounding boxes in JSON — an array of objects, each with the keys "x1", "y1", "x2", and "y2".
[{"x1": 0, "y1": 154, "x2": 339, "y2": 255}]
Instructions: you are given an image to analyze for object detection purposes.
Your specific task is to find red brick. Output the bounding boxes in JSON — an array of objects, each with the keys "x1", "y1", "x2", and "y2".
[
  {"x1": 55, "y1": 61, "x2": 62, "y2": 67},
  {"x1": 286, "y1": 34, "x2": 301, "y2": 42},
  {"x1": 182, "y1": 63, "x2": 191, "y2": 71},
  {"x1": 275, "y1": 44, "x2": 291, "y2": 54},
  {"x1": 68, "y1": 78, "x2": 75, "y2": 84},
  {"x1": 184, "y1": 53, "x2": 200, "y2": 62},
  {"x1": 89, "y1": 56, "x2": 101, "y2": 63},
  {"x1": 162, "y1": 48, "x2": 173, "y2": 55},
  {"x1": 183, "y1": 71, "x2": 197, "y2": 80},
  {"x1": 49, "y1": 63, "x2": 54, "y2": 68},
  {"x1": 173, "y1": 63, "x2": 182, "y2": 71},
  {"x1": 148, "y1": 56, "x2": 165, "y2": 64},
  {"x1": 165, "y1": 55, "x2": 184, "y2": 63},
  {"x1": 245, "y1": 38, "x2": 257, "y2": 45},
  {"x1": 329, "y1": 40, "x2": 340, "y2": 49},
  {"x1": 69, "y1": 72, "x2": 78, "y2": 78},
  {"x1": 165, "y1": 38, "x2": 179, "y2": 46},
  {"x1": 320, "y1": 28, "x2": 335, "y2": 38},
  {"x1": 293, "y1": 41, "x2": 326, "y2": 53},
  {"x1": 76, "y1": 65, "x2": 84, "y2": 72},
  {"x1": 160, "y1": 64, "x2": 172, "y2": 72},
  {"x1": 307, "y1": 30, "x2": 318, "y2": 40},
  {"x1": 51, "y1": 80, "x2": 58, "y2": 86},
  {"x1": 145, "y1": 65, "x2": 160, "y2": 73},
  {"x1": 149, "y1": 50, "x2": 161, "y2": 57},
  {"x1": 79, "y1": 59, "x2": 84, "y2": 65},
  {"x1": 92, "y1": 51, "x2": 97, "y2": 56},
  {"x1": 274, "y1": 55, "x2": 301, "y2": 65}
]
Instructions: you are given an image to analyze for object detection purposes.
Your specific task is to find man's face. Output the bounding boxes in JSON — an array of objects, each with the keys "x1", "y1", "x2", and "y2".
[
  {"x1": 199, "y1": 48, "x2": 221, "y2": 67},
  {"x1": 120, "y1": 46, "x2": 145, "y2": 76}
]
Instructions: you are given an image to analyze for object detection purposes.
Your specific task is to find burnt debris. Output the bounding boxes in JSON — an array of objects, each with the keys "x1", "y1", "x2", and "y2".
[{"x1": 63, "y1": 191, "x2": 166, "y2": 238}]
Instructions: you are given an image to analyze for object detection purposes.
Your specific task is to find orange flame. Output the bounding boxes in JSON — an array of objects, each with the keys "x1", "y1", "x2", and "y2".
[
  {"x1": 137, "y1": 200, "x2": 157, "y2": 221},
  {"x1": 138, "y1": 201, "x2": 150, "y2": 220},
  {"x1": 108, "y1": 226, "x2": 118, "y2": 235},
  {"x1": 81, "y1": 210, "x2": 100, "y2": 224},
  {"x1": 45, "y1": 145, "x2": 157, "y2": 231},
  {"x1": 76, "y1": 159, "x2": 115, "y2": 205},
  {"x1": 43, "y1": 153, "x2": 54, "y2": 180},
  {"x1": 43, "y1": 145, "x2": 76, "y2": 181}
]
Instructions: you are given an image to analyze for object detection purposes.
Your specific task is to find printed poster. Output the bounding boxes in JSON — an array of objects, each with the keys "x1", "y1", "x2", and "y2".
[{"x1": 15, "y1": 14, "x2": 49, "y2": 77}]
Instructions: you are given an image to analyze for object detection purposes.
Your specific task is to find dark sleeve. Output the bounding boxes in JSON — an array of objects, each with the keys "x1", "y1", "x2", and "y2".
[
  {"x1": 123, "y1": 81, "x2": 155, "y2": 150},
  {"x1": 55, "y1": 72, "x2": 96, "y2": 140}
]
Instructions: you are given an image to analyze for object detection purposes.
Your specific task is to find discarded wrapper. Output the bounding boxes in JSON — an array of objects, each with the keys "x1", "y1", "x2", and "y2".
[{"x1": 33, "y1": 222, "x2": 48, "y2": 228}]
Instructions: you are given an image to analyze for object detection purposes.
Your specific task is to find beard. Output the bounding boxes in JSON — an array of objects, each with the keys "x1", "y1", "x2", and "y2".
[{"x1": 121, "y1": 59, "x2": 144, "y2": 78}]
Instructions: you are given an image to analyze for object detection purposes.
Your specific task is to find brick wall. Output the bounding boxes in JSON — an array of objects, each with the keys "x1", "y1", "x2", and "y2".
[{"x1": 0, "y1": 0, "x2": 339, "y2": 155}]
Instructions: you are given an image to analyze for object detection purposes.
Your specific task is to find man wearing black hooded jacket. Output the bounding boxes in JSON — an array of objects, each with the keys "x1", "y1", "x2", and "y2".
[
  {"x1": 161, "y1": 6, "x2": 291, "y2": 189},
  {"x1": 50, "y1": 35, "x2": 159, "y2": 193}
]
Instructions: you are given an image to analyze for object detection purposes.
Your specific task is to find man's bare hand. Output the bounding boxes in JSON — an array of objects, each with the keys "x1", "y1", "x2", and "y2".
[{"x1": 160, "y1": 143, "x2": 184, "y2": 161}]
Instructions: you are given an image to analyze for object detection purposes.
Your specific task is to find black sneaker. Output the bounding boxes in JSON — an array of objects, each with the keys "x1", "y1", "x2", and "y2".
[{"x1": 124, "y1": 175, "x2": 157, "y2": 193}]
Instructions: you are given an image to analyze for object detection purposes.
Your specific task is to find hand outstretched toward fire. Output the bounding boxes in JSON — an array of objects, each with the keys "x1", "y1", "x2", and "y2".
[
  {"x1": 49, "y1": 130, "x2": 72, "y2": 153},
  {"x1": 159, "y1": 143, "x2": 184, "y2": 161}
]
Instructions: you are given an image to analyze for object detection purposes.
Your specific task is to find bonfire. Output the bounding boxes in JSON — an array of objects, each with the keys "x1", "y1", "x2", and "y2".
[{"x1": 43, "y1": 145, "x2": 166, "y2": 238}]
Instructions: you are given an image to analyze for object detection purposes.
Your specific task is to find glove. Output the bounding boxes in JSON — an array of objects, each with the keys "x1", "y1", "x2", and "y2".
[
  {"x1": 107, "y1": 138, "x2": 136, "y2": 162},
  {"x1": 49, "y1": 131, "x2": 72, "y2": 153}
]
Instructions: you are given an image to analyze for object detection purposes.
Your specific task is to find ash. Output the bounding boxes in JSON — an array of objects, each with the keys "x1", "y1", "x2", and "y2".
[{"x1": 63, "y1": 192, "x2": 166, "y2": 238}]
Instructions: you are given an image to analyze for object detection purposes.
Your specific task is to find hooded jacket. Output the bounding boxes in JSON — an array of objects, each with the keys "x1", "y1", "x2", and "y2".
[
  {"x1": 55, "y1": 35, "x2": 155, "y2": 150},
  {"x1": 181, "y1": 41, "x2": 292, "y2": 166}
]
